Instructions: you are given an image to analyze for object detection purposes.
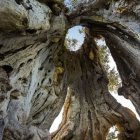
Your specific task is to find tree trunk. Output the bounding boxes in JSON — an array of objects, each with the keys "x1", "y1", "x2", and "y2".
[
  {"x1": 0, "y1": 34, "x2": 68, "y2": 140},
  {"x1": 52, "y1": 29, "x2": 140, "y2": 140},
  {"x1": 104, "y1": 32, "x2": 140, "y2": 117},
  {"x1": 0, "y1": 0, "x2": 140, "y2": 140},
  {"x1": 0, "y1": 1, "x2": 68, "y2": 138}
]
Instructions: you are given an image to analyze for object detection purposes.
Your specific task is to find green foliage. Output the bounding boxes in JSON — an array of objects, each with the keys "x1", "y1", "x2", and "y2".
[
  {"x1": 99, "y1": 45, "x2": 120, "y2": 91},
  {"x1": 107, "y1": 132, "x2": 117, "y2": 140},
  {"x1": 106, "y1": 126, "x2": 118, "y2": 140},
  {"x1": 71, "y1": 0, "x2": 77, "y2": 5},
  {"x1": 108, "y1": 68, "x2": 120, "y2": 91}
]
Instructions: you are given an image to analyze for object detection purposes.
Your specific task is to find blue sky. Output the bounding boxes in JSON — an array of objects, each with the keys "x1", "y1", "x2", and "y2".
[
  {"x1": 66, "y1": 26, "x2": 85, "y2": 50},
  {"x1": 67, "y1": 26, "x2": 84, "y2": 42}
]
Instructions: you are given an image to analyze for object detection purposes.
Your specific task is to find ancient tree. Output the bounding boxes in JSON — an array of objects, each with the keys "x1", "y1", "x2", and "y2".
[{"x1": 0, "y1": 0, "x2": 140, "y2": 140}]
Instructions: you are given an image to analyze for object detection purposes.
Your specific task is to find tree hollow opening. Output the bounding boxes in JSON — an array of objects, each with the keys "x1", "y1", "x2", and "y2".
[
  {"x1": 65, "y1": 26, "x2": 85, "y2": 51},
  {"x1": 96, "y1": 36, "x2": 140, "y2": 120}
]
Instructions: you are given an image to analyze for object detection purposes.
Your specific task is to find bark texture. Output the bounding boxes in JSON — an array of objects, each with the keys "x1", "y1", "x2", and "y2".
[
  {"x1": 0, "y1": 1, "x2": 67, "y2": 138},
  {"x1": 105, "y1": 33, "x2": 140, "y2": 115},
  {"x1": 52, "y1": 29, "x2": 140, "y2": 140},
  {"x1": 0, "y1": 0, "x2": 140, "y2": 140}
]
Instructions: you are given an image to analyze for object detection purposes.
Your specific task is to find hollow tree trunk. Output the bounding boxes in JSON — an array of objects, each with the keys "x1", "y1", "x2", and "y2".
[
  {"x1": 0, "y1": 0, "x2": 68, "y2": 138},
  {"x1": 104, "y1": 32, "x2": 140, "y2": 116},
  {"x1": 52, "y1": 29, "x2": 140, "y2": 140},
  {"x1": 0, "y1": 34, "x2": 68, "y2": 140},
  {"x1": 0, "y1": 0, "x2": 140, "y2": 140}
]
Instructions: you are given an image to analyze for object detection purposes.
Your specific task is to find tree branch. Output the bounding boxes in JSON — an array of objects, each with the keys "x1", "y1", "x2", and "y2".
[{"x1": 68, "y1": 0, "x2": 140, "y2": 34}]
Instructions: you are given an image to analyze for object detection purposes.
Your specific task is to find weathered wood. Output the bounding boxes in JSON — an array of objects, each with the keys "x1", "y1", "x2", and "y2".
[
  {"x1": 0, "y1": 8, "x2": 68, "y2": 139},
  {"x1": 104, "y1": 33, "x2": 140, "y2": 117},
  {"x1": 0, "y1": 0, "x2": 51, "y2": 32},
  {"x1": 52, "y1": 29, "x2": 140, "y2": 140},
  {"x1": 0, "y1": 0, "x2": 140, "y2": 139}
]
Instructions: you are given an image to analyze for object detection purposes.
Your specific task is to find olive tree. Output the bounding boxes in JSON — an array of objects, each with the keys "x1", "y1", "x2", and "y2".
[{"x1": 0, "y1": 0, "x2": 140, "y2": 140}]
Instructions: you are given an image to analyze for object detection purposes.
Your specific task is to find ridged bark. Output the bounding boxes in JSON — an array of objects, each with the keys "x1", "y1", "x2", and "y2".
[
  {"x1": 0, "y1": 5, "x2": 67, "y2": 138},
  {"x1": 52, "y1": 30, "x2": 140, "y2": 140},
  {"x1": 105, "y1": 33, "x2": 140, "y2": 116},
  {"x1": 0, "y1": 0, "x2": 140, "y2": 140}
]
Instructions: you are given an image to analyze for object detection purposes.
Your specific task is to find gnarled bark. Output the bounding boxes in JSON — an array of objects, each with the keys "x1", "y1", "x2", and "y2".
[
  {"x1": 52, "y1": 29, "x2": 140, "y2": 140},
  {"x1": 104, "y1": 32, "x2": 140, "y2": 116},
  {"x1": 0, "y1": 0, "x2": 140, "y2": 140},
  {"x1": 0, "y1": 3, "x2": 68, "y2": 138}
]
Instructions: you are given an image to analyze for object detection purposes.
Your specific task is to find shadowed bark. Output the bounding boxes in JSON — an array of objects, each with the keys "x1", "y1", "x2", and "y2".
[
  {"x1": 0, "y1": 0, "x2": 140, "y2": 140},
  {"x1": 52, "y1": 29, "x2": 140, "y2": 140},
  {"x1": 1, "y1": 36, "x2": 68, "y2": 139},
  {"x1": 104, "y1": 33, "x2": 140, "y2": 116}
]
